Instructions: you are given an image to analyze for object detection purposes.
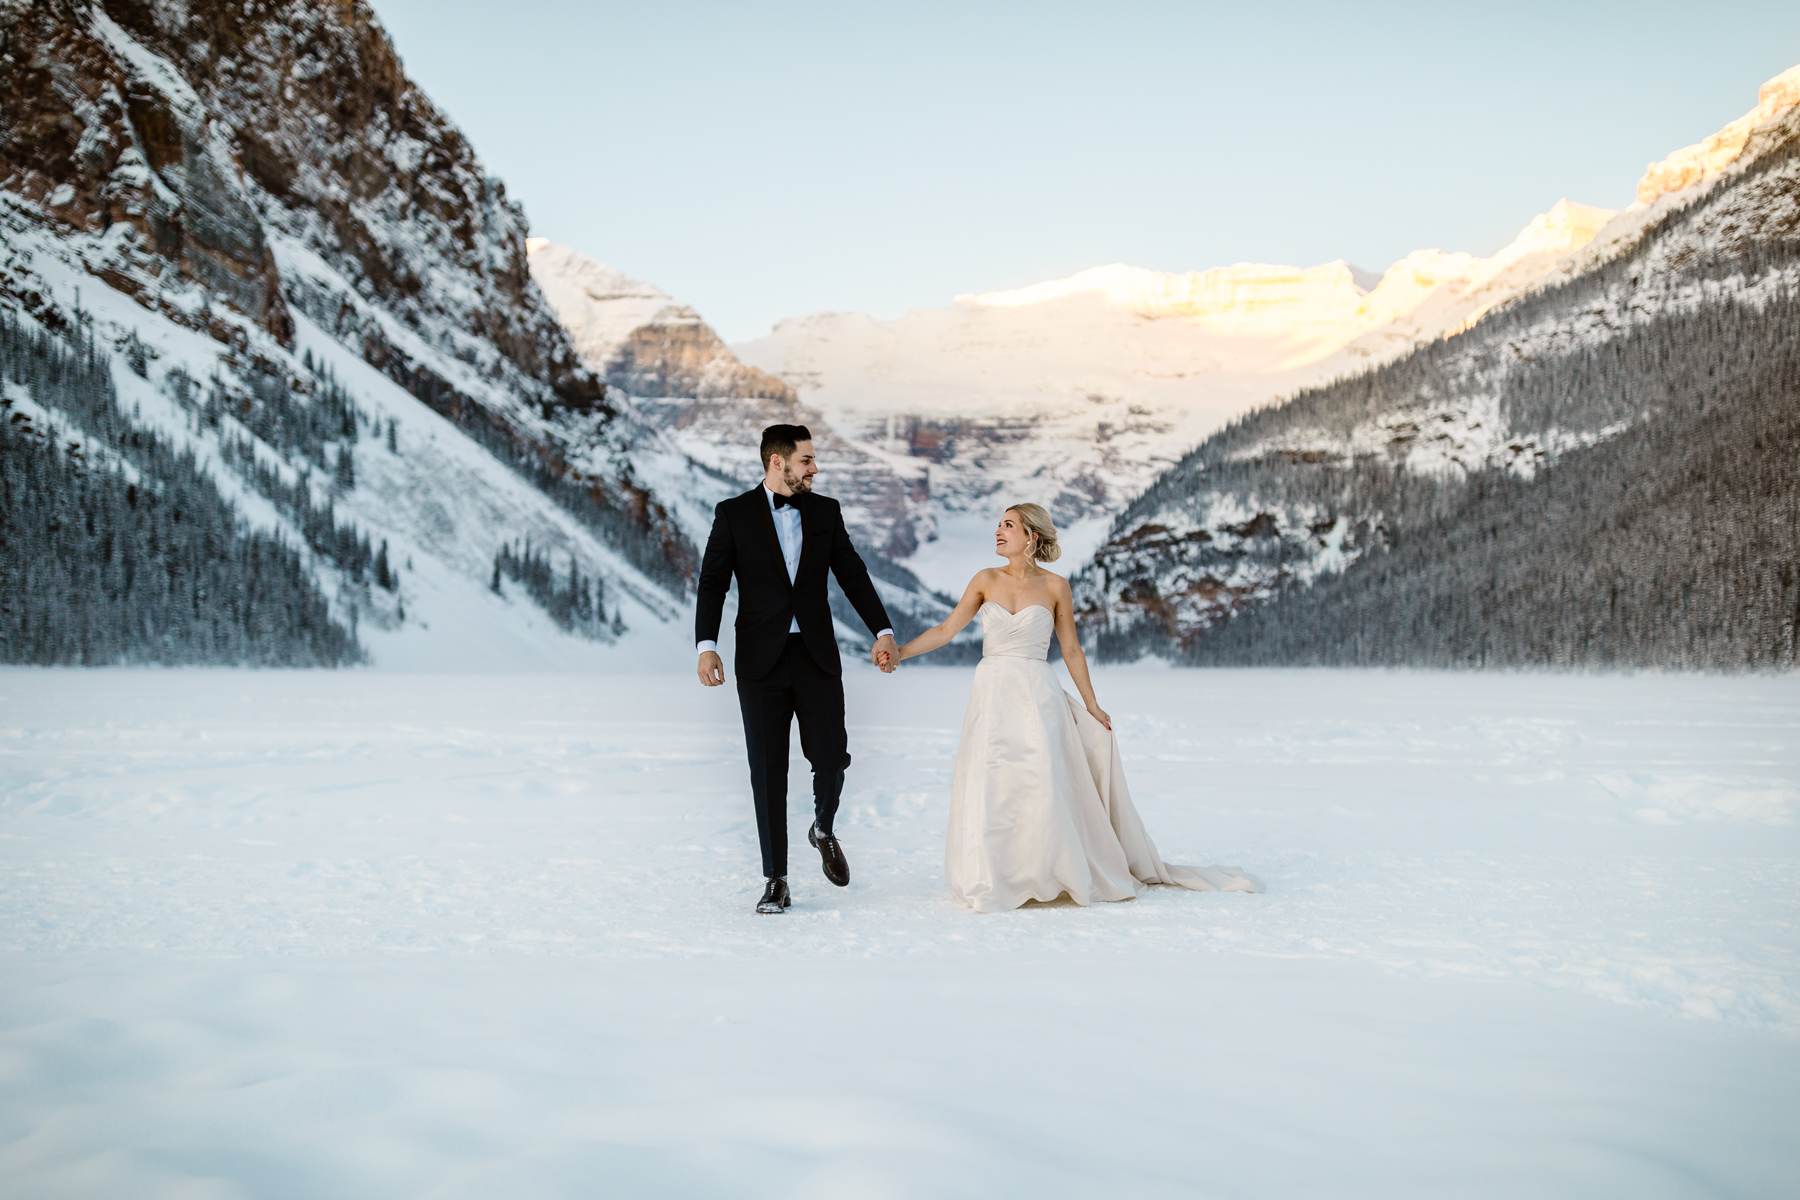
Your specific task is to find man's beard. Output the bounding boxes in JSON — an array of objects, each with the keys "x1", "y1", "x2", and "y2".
[{"x1": 783, "y1": 467, "x2": 812, "y2": 493}]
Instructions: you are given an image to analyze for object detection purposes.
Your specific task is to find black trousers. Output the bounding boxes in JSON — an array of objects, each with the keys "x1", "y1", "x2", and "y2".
[{"x1": 736, "y1": 633, "x2": 850, "y2": 878}]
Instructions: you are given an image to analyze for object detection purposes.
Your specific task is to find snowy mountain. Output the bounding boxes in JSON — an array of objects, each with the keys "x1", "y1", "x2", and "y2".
[
  {"x1": 734, "y1": 199, "x2": 1617, "y2": 596},
  {"x1": 525, "y1": 238, "x2": 960, "y2": 651},
  {"x1": 526, "y1": 239, "x2": 794, "y2": 405},
  {"x1": 7, "y1": 4, "x2": 1789, "y2": 673},
  {"x1": 1635, "y1": 65, "x2": 1800, "y2": 204},
  {"x1": 1, "y1": 0, "x2": 693, "y2": 668},
  {"x1": 1071, "y1": 65, "x2": 1800, "y2": 668}
]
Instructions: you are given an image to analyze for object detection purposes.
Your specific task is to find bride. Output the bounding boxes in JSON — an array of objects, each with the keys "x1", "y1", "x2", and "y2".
[{"x1": 893, "y1": 503, "x2": 1260, "y2": 912}]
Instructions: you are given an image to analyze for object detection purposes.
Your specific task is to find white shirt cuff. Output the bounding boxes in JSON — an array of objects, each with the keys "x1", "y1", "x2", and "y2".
[
  {"x1": 696, "y1": 640, "x2": 718, "y2": 655},
  {"x1": 876, "y1": 628, "x2": 893, "y2": 640}
]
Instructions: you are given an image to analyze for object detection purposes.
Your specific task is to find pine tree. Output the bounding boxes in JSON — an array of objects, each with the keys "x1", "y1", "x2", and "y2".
[
  {"x1": 0, "y1": 311, "x2": 362, "y2": 666},
  {"x1": 122, "y1": 332, "x2": 147, "y2": 378}
]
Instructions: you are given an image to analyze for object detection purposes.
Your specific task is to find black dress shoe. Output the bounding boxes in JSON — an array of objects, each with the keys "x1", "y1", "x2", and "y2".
[
  {"x1": 809, "y1": 822, "x2": 850, "y2": 887},
  {"x1": 755, "y1": 877, "x2": 791, "y2": 914}
]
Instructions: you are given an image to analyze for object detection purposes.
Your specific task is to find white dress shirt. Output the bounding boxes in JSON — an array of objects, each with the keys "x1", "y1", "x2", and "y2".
[{"x1": 696, "y1": 486, "x2": 892, "y2": 655}]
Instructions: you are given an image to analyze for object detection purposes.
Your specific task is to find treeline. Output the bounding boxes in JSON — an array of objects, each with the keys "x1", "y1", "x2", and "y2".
[
  {"x1": 1095, "y1": 288, "x2": 1800, "y2": 668},
  {"x1": 0, "y1": 312, "x2": 362, "y2": 665},
  {"x1": 491, "y1": 539, "x2": 621, "y2": 638},
  {"x1": 163, "y1": 349, "x2": 373, "y2": 471},
  {"x1": 1081, "y1": 109, "x2": 1800, "y2": 670},
  {"x1": 284, "y1": 273, "x2": 692, "y2": 595},
  {"x1": 217, "y1": 431, "x2": 396, "y2": 593},
  {"x1": 166, "y1": 343, "x2": 403, "y2": 602}
]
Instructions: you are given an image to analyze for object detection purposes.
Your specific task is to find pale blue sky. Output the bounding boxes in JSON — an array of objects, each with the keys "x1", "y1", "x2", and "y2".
[{"x1": 368, "y1": 1, "x2": 1799, "y2": 341}]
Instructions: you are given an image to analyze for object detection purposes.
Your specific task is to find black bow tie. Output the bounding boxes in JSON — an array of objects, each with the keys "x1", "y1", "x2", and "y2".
[{"x1": 772, "y1": 491, "x2": 800, "y2": 509}]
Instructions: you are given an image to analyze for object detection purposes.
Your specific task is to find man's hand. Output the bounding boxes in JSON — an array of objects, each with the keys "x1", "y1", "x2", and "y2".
[
  {"x1": 697, "y1": 650, "x2": 725, "y2": 687},
  {"x1": 872, "y1": 633, "x2": 899, "y2": 674}
]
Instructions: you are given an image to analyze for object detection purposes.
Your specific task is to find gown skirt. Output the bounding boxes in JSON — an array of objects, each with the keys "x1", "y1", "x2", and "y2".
[{"x1": 946, "y1": 602, "x2": 1260, "y2": 913}]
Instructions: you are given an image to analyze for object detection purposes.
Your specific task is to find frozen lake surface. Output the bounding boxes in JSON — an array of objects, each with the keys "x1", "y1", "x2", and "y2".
[{"x1": 2, "y1": 665, "x2": 1797, "y2": 1197}]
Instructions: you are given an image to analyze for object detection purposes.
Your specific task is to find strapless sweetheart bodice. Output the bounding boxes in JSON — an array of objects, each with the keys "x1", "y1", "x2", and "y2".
[{"x1": 979, "y1": 601, "x2": 1053, "y2": 661}]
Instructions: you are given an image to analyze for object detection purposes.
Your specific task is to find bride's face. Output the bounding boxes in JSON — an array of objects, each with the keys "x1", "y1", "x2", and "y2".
[{"x1": 995, "y1": 510, "x2": 1028, "y2": 559}]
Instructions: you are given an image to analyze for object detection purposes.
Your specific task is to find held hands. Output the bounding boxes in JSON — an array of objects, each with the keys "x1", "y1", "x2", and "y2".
[
  {"x1": 697, "y1": 650, "x2": 725, "y2": 687},
  {"x1": 871, "y1": 633, "x2": 899, "y2": 674}
]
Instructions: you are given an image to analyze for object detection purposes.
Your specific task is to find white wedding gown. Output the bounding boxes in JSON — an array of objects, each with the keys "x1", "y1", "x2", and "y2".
[{"x1": 946, "y1": 601, "x2": 1260, "y2": 912}]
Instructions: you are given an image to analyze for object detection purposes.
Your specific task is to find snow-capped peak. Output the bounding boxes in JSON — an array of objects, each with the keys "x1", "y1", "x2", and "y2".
[
  {"x1": 526, "y1": 238, "x2": 699, "y2": 369},
  {"x1": 929, "y1": 197, "x2": 1613, "y2": 350},
  {"x1": 1345, "y1": 198, "x2": 1614, "y2": 330},
  {"x1": 1489, "y1": 198, "x2": 1618, "y2": 265},
  {"x1": 529, "y1": 237, "x2": 795, "y2": 404},
  {"x1": 947, "y1": 199, "x2": 1615, "y2": 333},
  {"x1": 955, "y1": 259, "x2": 1371, "y2": 318},
  {"x1": 1636, "y1": 63, "x2": 1800, "y2": 204},
  {"x1": 525, "y1": 238, "x2": 671, "y2": 305}
]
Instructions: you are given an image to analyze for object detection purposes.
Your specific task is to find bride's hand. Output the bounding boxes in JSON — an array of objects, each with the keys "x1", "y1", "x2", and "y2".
[{"x1": 1086, "y1": 703, "x2": 1111, "y2": 731}]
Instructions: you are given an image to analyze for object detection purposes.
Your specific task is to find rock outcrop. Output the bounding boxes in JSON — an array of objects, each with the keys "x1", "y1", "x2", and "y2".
[
  {"x1": 1636, "y1": 65, "x2": 1800, "y2": 203},
  {"x1": 526, "y1": 240, "x2": 793, "y2": 403},
  {"x1": 1, "y1": 0, "x2": 692, "y2": 597}
]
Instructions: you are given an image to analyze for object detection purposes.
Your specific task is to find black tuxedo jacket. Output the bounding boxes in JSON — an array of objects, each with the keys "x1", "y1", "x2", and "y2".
[{"x1": 695, "y1": 487, "x2": 893, "y2": 681}]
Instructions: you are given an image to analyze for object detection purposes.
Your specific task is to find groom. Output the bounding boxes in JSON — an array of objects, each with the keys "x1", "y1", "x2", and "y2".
[{"x1": 695, "y1": 424, "x2": 898, "y2": 914}]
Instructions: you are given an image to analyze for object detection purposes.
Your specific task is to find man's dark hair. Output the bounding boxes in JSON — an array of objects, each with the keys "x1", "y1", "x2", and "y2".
[{"x1": 760, "y1": 424, "x2": 813, "y2": 470}]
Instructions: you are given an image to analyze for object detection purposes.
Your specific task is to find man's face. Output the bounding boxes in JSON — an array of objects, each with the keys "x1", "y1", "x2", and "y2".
[{"x1": 774, "y1": 440, "x2": 818, "y2": 493}]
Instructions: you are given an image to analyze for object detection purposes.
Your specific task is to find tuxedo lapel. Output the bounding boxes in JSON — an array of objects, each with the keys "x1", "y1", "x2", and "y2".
[
  {"x1": 795, "y1": 495, "x2": 824, "y2": 586},
  {"x1": 745, "y1": 487, "x2": 793, "y2": 594}
]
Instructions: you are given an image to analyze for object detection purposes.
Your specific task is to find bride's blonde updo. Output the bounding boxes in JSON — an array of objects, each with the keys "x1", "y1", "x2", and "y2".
[{"x1": 1006, "y1": 502, "x2": 1061, "y2": 563}]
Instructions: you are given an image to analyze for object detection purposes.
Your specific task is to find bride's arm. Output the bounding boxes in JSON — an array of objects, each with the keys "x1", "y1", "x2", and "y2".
[
  {"x1": 1050, "y1": 578, "x2": 1111, "y2": 729},
  {"x1": 897, "y1": 573, "x2": 985, "y2": 663}
]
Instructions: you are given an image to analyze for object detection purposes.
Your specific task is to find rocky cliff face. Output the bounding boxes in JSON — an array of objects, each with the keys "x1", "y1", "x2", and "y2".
[
  {"x1": 5, "y1": 2, "x2": 585, "y2": 394},
  {"x1": 1, "y1": 1, "x2": 689, "y2": 547},
  {"x1": 0, "y1": 0, "x2": 695, "y2": 664},
  {"x1": 527, "y1": 240, "x2": 793, "y2": 404},
  {"x1": 1, "y1": 2, "x2": 293, "y2": 342}
]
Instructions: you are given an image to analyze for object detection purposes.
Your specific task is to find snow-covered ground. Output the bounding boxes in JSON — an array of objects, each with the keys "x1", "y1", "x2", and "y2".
[{"x1": 2, "y1": 666, "x2": 1797, "y2": 1197}]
